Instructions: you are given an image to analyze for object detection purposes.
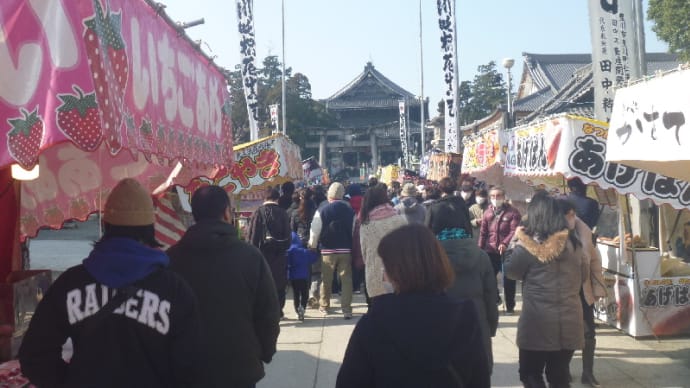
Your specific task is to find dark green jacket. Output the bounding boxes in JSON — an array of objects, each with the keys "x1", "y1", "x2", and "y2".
[
  {"x1": 440, "y1": 238, "x2": 499, "y2": 370},
  {"x1": 168, "y1": 220, "x2": 280, "y2": 387}
]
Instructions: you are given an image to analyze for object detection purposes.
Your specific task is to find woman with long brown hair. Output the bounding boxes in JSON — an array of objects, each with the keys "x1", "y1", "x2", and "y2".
[{"x1": 337, "y1": 224, "x2": 490, "y2": 387}]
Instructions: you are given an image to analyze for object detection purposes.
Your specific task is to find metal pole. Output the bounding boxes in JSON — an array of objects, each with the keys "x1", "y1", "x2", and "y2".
[
  {"x1": 281, "y1": 0, "x2": 287, "y2": 135},
  {"x1": 632, "y1": 0, "x2": 647, "y2": 78},
  {"x1": 419, "y1": 0, "x2": 425, "y2": 158},
  {"x1": 507, "y1": 69, "x2": 513, "y2": 117}
]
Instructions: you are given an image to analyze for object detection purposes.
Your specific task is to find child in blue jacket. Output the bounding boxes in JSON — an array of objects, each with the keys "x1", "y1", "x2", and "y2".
[{"x1": 287, "y1": 232, "x2": 318, "y2": 320}]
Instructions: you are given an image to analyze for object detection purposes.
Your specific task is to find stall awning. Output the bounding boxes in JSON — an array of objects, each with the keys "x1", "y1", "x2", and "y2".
[
  {"x1": 461, "y1": 125, "x2": 533, "y2": 201},
  {"x1": 176, "y1": 134, "x2": 303, "y2": 210},
  {"x1": 505, "y1": 114, "x2": 690, "y2": 210},
  {"x1": 607, "y1": 68, "x2": 690, "y2": 182},
  {"x1": 3, "y1": 0, "x2": 233, "y2": 239}
]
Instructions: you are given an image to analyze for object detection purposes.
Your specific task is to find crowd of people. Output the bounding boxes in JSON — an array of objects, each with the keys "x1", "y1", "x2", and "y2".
[{"x1": 16, "y1": 174, "x2": 605, "y2": 388}]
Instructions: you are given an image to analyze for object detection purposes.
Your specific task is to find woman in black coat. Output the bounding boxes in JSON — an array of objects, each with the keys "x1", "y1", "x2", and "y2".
[{"x1": 337, "y1": 224, "x2": 490, "y2": 388}]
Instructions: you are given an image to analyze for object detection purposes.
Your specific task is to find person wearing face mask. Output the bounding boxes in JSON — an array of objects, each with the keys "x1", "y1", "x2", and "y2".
[
  {"x1": 469, "y1": 188, "x2": 489, "y2": 242},
  {"x1": 478, "y1": 185, "x2": 522, "y2": 314},
  {"x1": 459, "y1": 179, "x2": 476, "y2": 205},
  {"x1": 558, "y1": 199, "x2": 606, "y2": 387}
]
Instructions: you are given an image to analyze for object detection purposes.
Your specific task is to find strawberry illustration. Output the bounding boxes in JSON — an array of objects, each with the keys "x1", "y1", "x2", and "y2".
[
  {"x1": 44, "y1": 206, "x2": 65, "y2": 226},
  {"x1": 83, "y1": 0, "x2": 128, "y2": 155},
  {"x1": 56, "y1": 86, "x2": 103, "y2": 151},
  {"x1": 69, "y1": 198, "x2": 90, "y2": 220},
  {"x1": 7, "y1": 108, "x2": 44, "y2": 169},
  {"x1": 123, "y1": 112, "x2": 140, "y2": 160},
  {"x1": 139, "y1": 119, "x2": 154, "y2": 161}
]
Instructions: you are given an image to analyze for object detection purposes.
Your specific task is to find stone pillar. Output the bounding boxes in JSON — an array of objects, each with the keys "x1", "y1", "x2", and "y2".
[
  {"x1": 370, "y1": 132, "x2": 378, "y2": 171},
  {"x1": 319, "y1": 132, "x2": 327, "y2": 167}
]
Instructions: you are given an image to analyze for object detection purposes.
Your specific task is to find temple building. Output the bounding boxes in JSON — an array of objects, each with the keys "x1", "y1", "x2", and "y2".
[
  {"x1": 305, "y1": 62, "x2": 431, "y2": 179},
  {"x1": 458, "y1": 52, "x2": 679, "y2": 136}
]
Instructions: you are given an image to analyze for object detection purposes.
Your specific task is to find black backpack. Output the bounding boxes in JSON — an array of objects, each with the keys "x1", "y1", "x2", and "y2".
[{"x1": 260, "y1": 206, "x2": 290, "y2": 254}]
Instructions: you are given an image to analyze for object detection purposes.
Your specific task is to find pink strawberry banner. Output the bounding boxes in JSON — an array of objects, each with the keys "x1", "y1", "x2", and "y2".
[
  {"x1": 1, "y1": 0, "x2": 233, "y2": 171},
  {"x1": 19, "y1": 140, "x2": 221, "y2": 241}
]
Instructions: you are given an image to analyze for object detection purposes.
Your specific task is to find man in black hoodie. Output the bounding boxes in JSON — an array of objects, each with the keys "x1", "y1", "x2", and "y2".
[
  {"x1": 18, "y1": 178, "x2": 202, "y2": 388},
  {"x1": 168, "y1": 185, "x2": 280, "y2": 387}
]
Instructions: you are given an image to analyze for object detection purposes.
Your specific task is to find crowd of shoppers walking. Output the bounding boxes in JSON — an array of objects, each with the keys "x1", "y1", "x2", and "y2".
[{"x1": 18, "y1": 173, "x2": 606, "y2": 388}]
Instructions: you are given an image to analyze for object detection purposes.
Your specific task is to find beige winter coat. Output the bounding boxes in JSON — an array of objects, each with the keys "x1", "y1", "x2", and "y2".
[{"x1": 574, "y1": 217, "x2": 607, "y2": 305}]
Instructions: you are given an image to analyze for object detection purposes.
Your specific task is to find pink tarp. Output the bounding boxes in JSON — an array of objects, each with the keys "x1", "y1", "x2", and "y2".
[{"x1": 1, "y1": 0, "x2": 234, "y2": 239}]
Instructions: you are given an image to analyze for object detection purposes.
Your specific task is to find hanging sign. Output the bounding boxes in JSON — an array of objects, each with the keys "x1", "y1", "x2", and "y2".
[
  {"x1": 178, "y1": 134, "x2": 302, "y2": 209},
  {"x1": 505, "y1": 114, "x2": 690, "y2": 210},
  {"x1": 607, "y1": 68, "x2": 690, "y2": 182},
  {"x1": 587, "y1": 0, "x2": 643, "y2": 122},
  {"x1": 436, "y1": 0, "x2": 459, "y2": 153},
  {"x1": 236, "y1": 0, "x2": 260, "y2": 140},
  {"x1": 461, "y1": 126, "x2": 502, "y2": 173}
]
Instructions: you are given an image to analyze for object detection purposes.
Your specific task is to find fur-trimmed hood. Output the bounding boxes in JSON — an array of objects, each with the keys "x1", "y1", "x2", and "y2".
[{"x1": 515, "y1": 227, "x2": 570, "y2": 263}]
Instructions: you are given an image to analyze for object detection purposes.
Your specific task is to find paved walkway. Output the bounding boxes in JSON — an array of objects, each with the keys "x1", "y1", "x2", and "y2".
[
  {"x1": 27, "y1": 227, "x2": 690, "y2": 388},
  {"x1": 259, "y1": 292, "x2": 690, "y2": 388}
]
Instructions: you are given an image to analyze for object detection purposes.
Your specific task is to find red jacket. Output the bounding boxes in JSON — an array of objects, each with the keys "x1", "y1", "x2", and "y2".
[{"x1": 478, "y1": 204, "x2": 521, "y2": 254}]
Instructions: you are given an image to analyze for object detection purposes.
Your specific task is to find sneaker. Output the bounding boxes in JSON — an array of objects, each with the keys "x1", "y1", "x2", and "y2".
[
  {"x1": 297, "y1": 306, "x2": 305, "y2": 321},
  {"x1": 308, "y1": 297, "x2": 318, "y2": 309},
  {"x1": 319, "y1": 307, "x2": 329, "y2": 315},
  {"x1": 343, "y1": 312, "x2": 353, "y2": 320}
]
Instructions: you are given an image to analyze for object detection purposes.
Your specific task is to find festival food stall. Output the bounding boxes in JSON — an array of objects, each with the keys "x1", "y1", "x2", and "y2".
[
  {"x1": 461, "y1": 123, "x2": 533, "y2": 207},
  {"x1": 505, "y1": 113, "x2": 690, "y2": 337},
  {"x1": 424, "y1": 152, "x2": 462, "y2": 182},
  {"x1": 176, "y1": 134, "x2": 303, "y2": 239},
  {"x1": 1, "y1": 0, "x2": 232, "y2": 364},
  {"x1": 604, "y1": 67, "x2": 690, "y2": 336}
]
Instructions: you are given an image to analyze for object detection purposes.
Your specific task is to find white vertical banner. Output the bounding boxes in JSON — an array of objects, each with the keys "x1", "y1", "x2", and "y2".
[
  {"x1": 588, "y1": 0, "x2": 643, "y2": 122},
  {"x1": 270, "y1": 104, "x2": 279, "y2": 132},
  {"x1": 399, "y1": 100, "x2": 409, "y2": 167},
  {"x1": 236, "y1": 0, "x2": 260, "y2": 140},
  {"x1": 437, "y1": 0, "x2": 459, "y2": 153}
]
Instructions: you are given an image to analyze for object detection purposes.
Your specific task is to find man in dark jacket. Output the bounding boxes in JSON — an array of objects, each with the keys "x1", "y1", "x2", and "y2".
[
  {"x1": 566, "y1": 177, "x2": 600, "y2": 229},
  {"x1": 478, "y1": 185, "x2": 522, "y2": 314},
  {"x1": 425, "y1": 177, "x2": 472, "y2": 240},
  {"x1": 248, "y1": 187, "x2": 291, "y2": 317},
  {"x1": 168, "y1": 185, "x2": 280, "y2": 387},
  {"x1": 309, "y1": 182, "x2": 355, "y2": 319},
  {"x1": 19, "y1": 178, "x2": 202, "y2": 388}
]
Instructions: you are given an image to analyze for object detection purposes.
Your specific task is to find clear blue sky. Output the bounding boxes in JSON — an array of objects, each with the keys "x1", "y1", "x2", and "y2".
[{"x1": 163, "y1": 0, "x2": 668, "y2": 110}]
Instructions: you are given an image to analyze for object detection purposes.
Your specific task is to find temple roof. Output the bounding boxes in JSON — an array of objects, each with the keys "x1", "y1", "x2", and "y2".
[
  {"x1": 325, "y1": 62, "x2": 420, "y2": 110},
  {"x1": 518, "y1": 52, "x2": 679, "y2": 122}
]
